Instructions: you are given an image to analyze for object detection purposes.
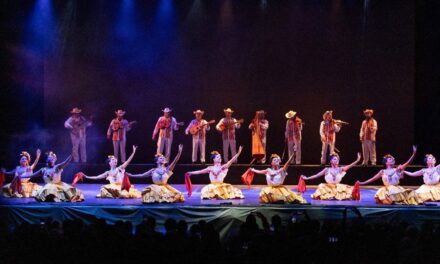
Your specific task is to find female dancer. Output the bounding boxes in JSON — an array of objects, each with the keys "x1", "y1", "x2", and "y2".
[
  {"x1": 186, "y1": 146, "x2": 244, "y2": 199},
  {"x1": 250, "y1": 154, "x2": 306, "y2": 203},
  {"x1": 301, "y1": 152, "x2": 361, "y2": 200},
  {"x1": 127, "y1": 144, "x2": 184, "y2": 203},
  {"x1": 31, "y1": 152, "x2": 84, "y2": 202},
  {"x1": 359, "y1": 146, "x2": 421, "y2": 205},
  {"x1": 2, "y1": 150, "x2": 42, "y2": 198},
  {"x1": 402, "y1": 154, "x2": 440, "y2": 202},
  {"x1": 82, "y1": 145, "x2": 140, "y2": 198}
]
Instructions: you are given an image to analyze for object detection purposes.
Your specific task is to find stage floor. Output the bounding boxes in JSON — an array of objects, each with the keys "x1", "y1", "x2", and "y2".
[{"x1": 1, "y1": 183, "x2": 439, "y2": 207}]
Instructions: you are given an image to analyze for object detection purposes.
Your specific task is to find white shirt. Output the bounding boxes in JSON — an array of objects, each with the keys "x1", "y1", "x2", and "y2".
[
  {"x1": 382, "y1": 169, "x2": 401, "y2": 186},
  {"x1": 324, "y1": 168, "x2": 346, "y2": 184},
  {"x1": 209, "y1": 166, "x2": 228, "y2": 183},
  {"x1": 265, "y1": 168, "x2": 287, "y2": 187},
  {"x1": 151, "y1": 168, "x2": 173, "y2": 185},
  {"x1": 422, "y1": 168, "x2": 440, "y2": 185}
]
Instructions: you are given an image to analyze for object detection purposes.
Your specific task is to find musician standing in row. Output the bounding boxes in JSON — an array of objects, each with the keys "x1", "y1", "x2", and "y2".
[
  {"x1": 152, "y1": 107, "x2": 182, "y2": 162},
  {"x1": 360, "y1": 109, "x2": 378, "y2": 165},
  {"x1": 319, "y1": 110, "x2": 342, "y2": 165},
  {"x1": 249, "y1": 110, "x2": 269, "y2": 163},
  {"x1": 64, "y1": 108, "x2": 92, "y2": 163},
  {"x1": 216, "y1": 108, "x2": 242, "y2": 163},
  {"x1": 285, "y1": 110, "x2": 302, "y2": 164},
  {"x1": 107, "y1": 109, "x2": 136, "y2": 162},
  {"x1": 185, "y1": 110, "x2": 211, "y2": 164}
]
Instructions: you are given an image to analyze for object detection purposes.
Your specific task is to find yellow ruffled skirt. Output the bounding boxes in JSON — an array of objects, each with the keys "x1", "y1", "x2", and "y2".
[
  {"x1": 311, "y1": 183, "x2": 353, "y2": 200},
  {"x1": 97, "y1": 183, "x2": 141, "y2": 199},
  {"x1": 200, "y1": 183, "x2": 244, "y2": 200},
  {"x1": 35, "y1": 182, "x2": 84, "y2": 202},
  {"x1": 141, "y1": 184, "x2": 184, "y2": 203},
  {"x1": 2, "y1": 181, "x2": 42, "y2": 198},
  {"x1": 375, "y1": 185, "x2": 422, "y2": 205},
  {"x1": 415, "y1": 184, "x2": 440, "y2": 202},
  {"x1": 259, "y1": 186, "x2": 307, "y2": 204}
]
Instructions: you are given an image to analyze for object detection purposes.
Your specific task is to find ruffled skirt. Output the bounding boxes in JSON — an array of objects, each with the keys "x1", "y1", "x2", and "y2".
[
  {"x1": 200, "y1": 183, "x2": 244, "y2": 200},
  {"x1": 2, "y1": 181, "x2": 42, "y2": 198},
  {"x1": 259, "y1": 186, "x2": 307, "y2": 204},
  {"x1": 311, "y1": 183, "x2": 353, "y2": 200},
  {"x1": 375, "y1": 185, "x2": 422, "y2": 205},
  {"x1": 97, "y1": 183, "x2": 141, "y2": 199},
  {"x1": 35, "y1": 182, "x2": 84, "y2": 202},
  {"x1": 415, "y1": 184, "x2": 440, "y2": 202},
  {"x1": 142, "y1": 184, "x2": 184, "y2": 203}
]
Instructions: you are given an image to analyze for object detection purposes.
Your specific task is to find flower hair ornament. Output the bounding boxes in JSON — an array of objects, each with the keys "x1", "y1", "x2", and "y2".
[
  {"x1": 270, "y1": 154, "x2": 281, "y2": 160},
  {"x1": 210, "y1": 151, "x2": 221, "y2": 160},
  {"x1": 20, "y1": 151, "x2": 31, "y2": 161},
  {"x1": 382, "y1": 154, "x2": 395, "y2": 165},
  {"x1": 46, "y1": 151, "x2": 57, "y2": 159}
]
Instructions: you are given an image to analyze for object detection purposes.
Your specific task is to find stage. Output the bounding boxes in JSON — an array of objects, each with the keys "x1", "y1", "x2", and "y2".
[{"x1": 2, "y1": 183, "x2": 440, "y2": 240}]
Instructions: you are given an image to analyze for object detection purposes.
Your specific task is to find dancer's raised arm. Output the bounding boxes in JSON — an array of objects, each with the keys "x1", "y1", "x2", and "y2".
[
  {"x1": 342, "y1": 152, "x2": 361, "y2": 171},
  {"x1": 30, "y1": 149, "x2": 41, "y2": 170},
  {"x1": 222, "y1": 146, "x2": 243, "y2": 170},
  {"x1": 167, "y1": 144, "x2": 183, "y2": 171},
  {"x1": 397, "y1": 145, "x2": 417, "y2": 171},
  {"x1": 56, "y1": 155, "x2": 72, "y2": 171},
  {"x1": 282, "y1": 154, "x2": 295, "y2": 172},
  {"x1": 120, "y1": 145, "x2": 137, "y2": 169}
]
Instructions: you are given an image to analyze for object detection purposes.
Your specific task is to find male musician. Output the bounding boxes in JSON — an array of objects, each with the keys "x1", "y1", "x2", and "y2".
[
  {"x1": 319, "y1": 110, "x2": 342, "y2": 165},
  {"x1": 359, "y1": 109, "x2": 378, "y2": 165},
  {"x1": 152, "y1": 107, "x2": 181, "y2": 162},
  {"x1": 107, "y1": 109, "x2": 136, "y2": 162},
  {"x1": 64, "y1": 107, "x2": 92, "y2": 163},
  {"x1": 285, "y1": 110, "x2": 302, "y2": 164},
  {"x1": 249, "y1": 110, "x2": 269, "y2": 163},
  {"x1": 185, "y1": 110, "x2": 211, "y2": 164},
  {"x1": 216, "y1": 108, "x2": 242, "y2": 163}
]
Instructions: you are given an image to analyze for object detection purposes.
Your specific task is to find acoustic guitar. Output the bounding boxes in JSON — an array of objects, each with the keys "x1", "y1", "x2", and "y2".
[
  {"x1": 218, "y1": 118, "x2": 244, "y2": 131},
  {"x1": 189, "y1": 120, "x2": 216, "y2": 135}
]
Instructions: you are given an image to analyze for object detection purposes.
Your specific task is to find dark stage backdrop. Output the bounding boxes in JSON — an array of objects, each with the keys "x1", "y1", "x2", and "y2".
[{"x1": 1, "y1": 0, "x2": 417, "y2": 165}]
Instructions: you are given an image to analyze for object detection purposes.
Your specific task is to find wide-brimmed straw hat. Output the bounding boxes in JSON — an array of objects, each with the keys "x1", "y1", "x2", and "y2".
[
  {"x1": 70, "y1": 107, "x2": 82, "y2": 114},
  {"x1": 285, "y1": 110, "x2": 297, "y2": 119},
  {"x1": 322, "y1": 110, "x2": 333, "y2": 119},
  {"x1": 115, "y1": 110, "x2": 126, "y2": 116}
]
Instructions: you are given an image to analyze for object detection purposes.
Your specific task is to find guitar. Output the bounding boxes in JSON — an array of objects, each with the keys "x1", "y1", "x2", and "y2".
[
  {"x1": 111, "y1": 120, "x2": 136, "y2": 132},
  {"x1": 158, "y1": 120, "x2": 184, "y2": 129},
  {"x1": 189, "y1": 120, "x2": 216, "y2": 135},
  {"x1": 218, "y1": 118, "x2": 244, "y2": 131}
]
